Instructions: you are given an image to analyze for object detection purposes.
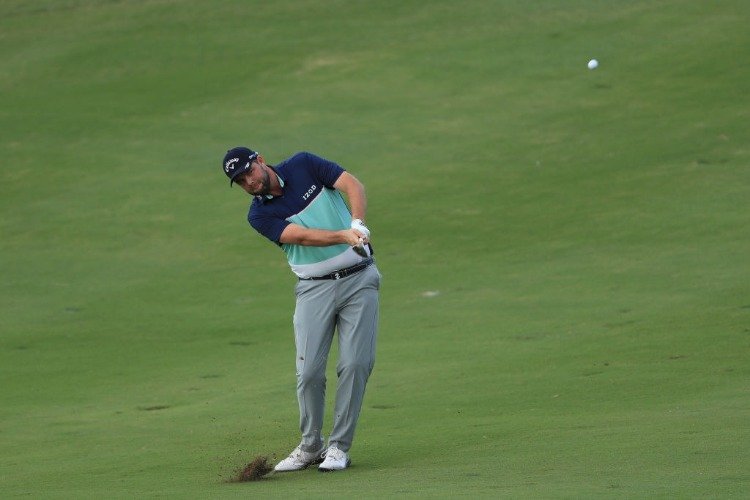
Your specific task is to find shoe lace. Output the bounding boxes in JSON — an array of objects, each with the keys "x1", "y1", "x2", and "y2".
[{"x1": 326, "y1": 446, "x2": 345, "y2": 461}]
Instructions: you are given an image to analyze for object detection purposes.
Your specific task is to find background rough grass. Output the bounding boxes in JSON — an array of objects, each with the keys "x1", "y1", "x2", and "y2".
[{"x1": 1, "y1": 0, "x2": 749, "y2": 497}]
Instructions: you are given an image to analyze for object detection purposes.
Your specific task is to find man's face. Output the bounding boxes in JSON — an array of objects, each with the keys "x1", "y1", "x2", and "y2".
[{"x1": 234, "y1": 160, "x2": 270, "y2": 196}]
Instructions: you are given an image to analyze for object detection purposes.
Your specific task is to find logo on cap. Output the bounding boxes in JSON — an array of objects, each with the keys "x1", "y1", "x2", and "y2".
[{"x1": 224, "y1": 158, "x2": 239, "y2": 173}]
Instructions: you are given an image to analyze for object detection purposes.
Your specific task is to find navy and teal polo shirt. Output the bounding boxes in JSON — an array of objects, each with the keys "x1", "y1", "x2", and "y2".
[{"x1": 248, "y1": 152, "x2": 371, "y2": 279}]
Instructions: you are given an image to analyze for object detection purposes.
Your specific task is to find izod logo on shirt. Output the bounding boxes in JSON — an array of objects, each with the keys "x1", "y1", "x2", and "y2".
[{"x1": 302, "y1": 184, "x2": 317, "y2": 201}]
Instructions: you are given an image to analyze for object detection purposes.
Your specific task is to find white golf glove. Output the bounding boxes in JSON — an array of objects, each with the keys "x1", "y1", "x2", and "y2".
[{"x1": 351, "y1": 219, "x2": 370, "y2": 239}]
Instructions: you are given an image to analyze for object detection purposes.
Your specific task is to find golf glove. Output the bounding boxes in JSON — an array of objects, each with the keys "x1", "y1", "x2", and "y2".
[{"x1": 351, "y1": 219, "x2": 370, "y2": 239}]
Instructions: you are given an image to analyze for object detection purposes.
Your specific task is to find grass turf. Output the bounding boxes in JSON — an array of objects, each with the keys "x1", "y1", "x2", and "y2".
[{"x1": 1, "y1": 0, "x2": 749, "y2": 497}]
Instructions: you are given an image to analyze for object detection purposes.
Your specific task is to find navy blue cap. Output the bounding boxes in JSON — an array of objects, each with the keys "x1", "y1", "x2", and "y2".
[{"x1": 222, "y1": 146, "x2": 259, "y2": 186}]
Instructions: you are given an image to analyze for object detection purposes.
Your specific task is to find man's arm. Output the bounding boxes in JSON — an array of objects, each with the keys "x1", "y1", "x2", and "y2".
[
  {"x1": 333, "y1": 172, "x2": 367, "y2": 222},
  {"x1": 279, "y1": 224, "x2": 366, "y2": 246}
]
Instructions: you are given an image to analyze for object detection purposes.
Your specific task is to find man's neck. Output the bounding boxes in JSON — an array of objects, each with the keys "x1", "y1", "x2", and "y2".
[{"x1": 268, "y1": 166, "x2": 284, "y2": 197}]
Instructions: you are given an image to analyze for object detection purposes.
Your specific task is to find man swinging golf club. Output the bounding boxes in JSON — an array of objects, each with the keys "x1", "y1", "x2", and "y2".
[{"x1": 221, "y1": 147, "x2": 381, "y2": 472}]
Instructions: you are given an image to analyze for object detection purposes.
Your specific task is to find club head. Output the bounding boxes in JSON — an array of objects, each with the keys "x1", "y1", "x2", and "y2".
[{"x1": 353, "y1": 244, "x2": 367, "y2": 257}]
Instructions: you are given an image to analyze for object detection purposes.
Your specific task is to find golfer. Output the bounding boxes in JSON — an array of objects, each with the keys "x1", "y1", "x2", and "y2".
[{"x1": 221, "y1": 147, "x2": 381, "y2": 472}]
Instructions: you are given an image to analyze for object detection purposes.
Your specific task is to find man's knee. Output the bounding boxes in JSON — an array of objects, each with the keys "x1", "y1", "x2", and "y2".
[
  {"x1": 297, "y1": 367, "x2": 326, "y2": 389},
  {"x1": 336, "y1": 360, "x2": 374, "y2": 379}
]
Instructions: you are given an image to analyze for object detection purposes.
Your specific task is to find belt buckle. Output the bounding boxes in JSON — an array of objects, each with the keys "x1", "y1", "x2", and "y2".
[{"x1": 334, "y1": 271, "x2": 341, "y2": 280}]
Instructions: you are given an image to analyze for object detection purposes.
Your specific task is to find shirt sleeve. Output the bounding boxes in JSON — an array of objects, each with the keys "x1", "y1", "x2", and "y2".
[
  {"x1": 248, "y1": 206, "x2": 289, "y2": 245},
  {"x1": 301, "y1": 151, "x2": 345, "y2": 187}
]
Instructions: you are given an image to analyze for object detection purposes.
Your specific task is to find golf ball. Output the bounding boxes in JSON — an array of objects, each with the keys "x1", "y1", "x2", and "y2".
[{"x1": 588, "y1": 59, "x2": 599, "y2": 70}]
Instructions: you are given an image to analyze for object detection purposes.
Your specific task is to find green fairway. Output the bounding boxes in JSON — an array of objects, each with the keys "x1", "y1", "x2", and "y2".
[{"x1": 1, "y1": 0, "x2": 749, "y2": 497}]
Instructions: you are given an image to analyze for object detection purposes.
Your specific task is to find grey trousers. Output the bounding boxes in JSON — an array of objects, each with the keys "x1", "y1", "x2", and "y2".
[{"x1": 292, "y1": 264, "x2": 380, "y2": 453}]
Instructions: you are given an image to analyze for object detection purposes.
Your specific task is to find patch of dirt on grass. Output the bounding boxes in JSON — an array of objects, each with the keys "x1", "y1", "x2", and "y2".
[{"x1": 230, "y1": 456, "x2": 274, "y2": 482}]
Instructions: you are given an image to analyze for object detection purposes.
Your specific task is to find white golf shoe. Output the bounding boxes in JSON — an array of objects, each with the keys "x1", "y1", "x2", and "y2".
[
  {"x1": 318, "y1": 445, "x2": 351, "y2": 472},
  {"x1": 274, "y1": 444, "x2": 326, "y2": 472}
]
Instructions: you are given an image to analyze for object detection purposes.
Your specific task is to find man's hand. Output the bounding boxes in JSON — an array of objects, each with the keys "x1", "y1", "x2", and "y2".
[
  {"x1": 341, "y1": 228, "x2": 369, "y2": 246},
  {"x1": 350, "y1": 219, "x2": 370, "y2": 257}
]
